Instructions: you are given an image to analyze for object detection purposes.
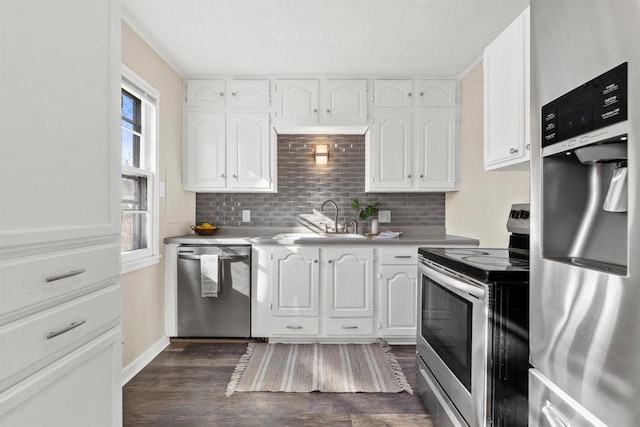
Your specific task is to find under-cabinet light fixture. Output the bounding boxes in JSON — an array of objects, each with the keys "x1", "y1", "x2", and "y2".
[{"x1": 315, "y1": 144, "x2": 329, "y2": 165}]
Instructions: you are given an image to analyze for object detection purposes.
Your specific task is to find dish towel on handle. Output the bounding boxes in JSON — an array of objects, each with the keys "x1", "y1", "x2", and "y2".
[{"x1": 200, "y1": 254, "x2": 219, "y2": 297}]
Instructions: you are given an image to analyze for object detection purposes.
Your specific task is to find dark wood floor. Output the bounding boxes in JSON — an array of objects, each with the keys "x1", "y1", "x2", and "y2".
[{"x1": 123, "y1": 341, "x2": 432, "y2": 426}]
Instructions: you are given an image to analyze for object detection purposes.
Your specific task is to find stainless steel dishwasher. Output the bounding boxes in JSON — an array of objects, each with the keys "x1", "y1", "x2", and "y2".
[{"x1": 177, "y1": 245, "x2": 251, "y2": 337}]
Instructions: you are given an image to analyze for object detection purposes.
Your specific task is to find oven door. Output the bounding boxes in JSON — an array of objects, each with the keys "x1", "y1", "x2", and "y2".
[{"x1": 417, "y1": 257, "x2": 489, "y2": 427}]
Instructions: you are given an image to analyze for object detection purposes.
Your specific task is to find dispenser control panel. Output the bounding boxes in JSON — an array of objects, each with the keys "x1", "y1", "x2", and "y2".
[{"x1": 541, "y1": 62, "x2": 627, "y2": 157}]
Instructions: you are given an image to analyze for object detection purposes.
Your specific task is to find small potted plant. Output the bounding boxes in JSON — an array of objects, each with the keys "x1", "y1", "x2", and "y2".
[{"x1": 350, "y1": 199, "x2": 380, "y2": 234}]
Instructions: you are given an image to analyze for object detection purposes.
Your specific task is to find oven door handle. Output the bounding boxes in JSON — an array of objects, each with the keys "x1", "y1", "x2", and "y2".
[{"x1": 420, "y1": 261, "x2": 486, "y2": 300}]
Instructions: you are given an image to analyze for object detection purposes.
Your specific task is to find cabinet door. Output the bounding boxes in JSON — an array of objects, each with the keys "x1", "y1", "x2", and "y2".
[
  {"x1": 271, "y1": 247, "x2": 319, "y2": 317},
  {"x1": 275, "y1": 79, "x2": 319, "y2": 124},
  {"x1": 321, "y1": 80, "x2": 367, "y2": 124},
  {"x1": 0, "y1": 0, "x2": 119, "y2": 248},
  {"x1": 416, "y1": 109, "x2": 457, "y2": 190},
  {"x1": 372, "y1": 80, "x2": 413, "y2": 107},
  {"x1": 0, "y1": 328, "x2": 121, "y2": 427},
  {"x1": 483, "y1": 7, "x2": 530, "y2": 170},
  {"x1": 226, "y1": 113, "x2": 272, "y2": 190},
  {"x1": 185, "y1": 111, "x2": 226, "y2": 190},
  {"x1": 186, "y1": 80, "x2": 226, "y2": 108},
  {"x1": 415, "y1": 80, "x2": 457, "y2": 107},
  {"x1": 227, "y1": 80, "x2": 270, "y2": 108},
  {"x1": 324, "y1": 247, "x2": 374, "y2": 318},
  {"x1": 369, "y1": 111, "x2": 413, "y2": 190},
  {"x1": 379, "y1": 266, "x2": 417, "y2": 337}
]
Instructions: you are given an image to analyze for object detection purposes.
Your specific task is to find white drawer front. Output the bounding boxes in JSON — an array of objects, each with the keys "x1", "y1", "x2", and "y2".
[
  {"x1": 0, "y1": 244, "x2": 120, "y2": 318},
  {"x1": 324, "y1": 318, "x2": 374, "y2": 336},
  {"x1": 378, "y1": 247, "x2": 419, "y2": 265},
  {"x1": 270, "y1": 317, "x2": 319, "y2": 336},
  {"x1": 0, "y1": 285, "x2": 120, "y2": 390}
]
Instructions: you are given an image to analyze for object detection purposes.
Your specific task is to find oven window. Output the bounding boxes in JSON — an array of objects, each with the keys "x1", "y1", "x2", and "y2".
[{"x1": 421, "y1": 275, "x2": 473, "y2": 391}]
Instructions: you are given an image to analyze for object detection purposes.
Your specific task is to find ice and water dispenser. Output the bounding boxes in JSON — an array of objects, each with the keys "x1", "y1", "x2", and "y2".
[{"x1": 541, "y1": 63, "x2": 628, "y2": 275}]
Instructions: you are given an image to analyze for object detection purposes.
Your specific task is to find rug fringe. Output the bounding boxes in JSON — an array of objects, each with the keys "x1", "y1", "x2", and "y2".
[
  {"x1": 377, "y1": 339, "x2": 414, "y2": 395},
  {"x1": 225, "y1": 342, "x2": 257, "y2": 396}
]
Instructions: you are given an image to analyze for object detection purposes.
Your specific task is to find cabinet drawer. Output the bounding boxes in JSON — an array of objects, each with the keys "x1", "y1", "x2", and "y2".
[
  {"x1": 378, "y1": 247, "x2": 419, "y2": 265},
  {"x1": 324, "y1": 318, "x2": 374, "y2": 336},
  {"x1": 0, "y1": 244, "x2": 120, "y2": 318},
  {"x1": 270, "y1": 317, "x2": 319, "y2": 336},
  {"x1": 0, "y1": 285, "x2": 120, "y2": 390}
]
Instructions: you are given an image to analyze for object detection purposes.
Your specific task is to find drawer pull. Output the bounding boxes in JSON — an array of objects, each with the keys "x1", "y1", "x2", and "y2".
[
  {"x1": 286, "y1": 325, "x2": 303, "y2": 330},
  {"x1": 45, "y1": 268, "x2": 86, "y2": 283},
  {"x1": 395, "y1": 255, "x2": 412, "y2": 259},
  {"x1": 46, "y1": 319, "x2": 87, "y2": 340},
  {"x1": 341, "y1": 326, "x2": 359, "y2": 330}
]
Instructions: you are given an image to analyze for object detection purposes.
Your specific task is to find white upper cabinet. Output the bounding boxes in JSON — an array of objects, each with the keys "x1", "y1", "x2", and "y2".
[
  {"x1": 373, "y1": 80, "x2": 413, "y2": 107},
  {"x1": 227, "y1": 79, "x2": 270, "y2": 108},
  {"x1": 183, "y1": 79, "x2": 275, "y2": 192},
  {"x1": 275, "y1": 79, "x2": 367, "y2": 125},
  {"x1": 416, "y1": 80, "x2": 457, "y2": 107},
  {"x1": 369, "y1": 111, "x2": 413, "y2": 190},
  {"x1": 275, "y1": 79, "x2": 319, "y2": 124},
  {"x1": 185, "y1": 111, "x2": 226, "y2": 189},
  {"x1": 186, "y1": 79, "x2": 226, "y2": 108},
  {"x1": 483, "y1": 7, "x2": 530, "y2": 170},
  {"x1": 416, "y1": 109, "x2": 457, "y2": 189},
  {"x1": 320, "y1": 80, "x2": 368, "y2": 124},
  {"x1": 227, "y1": 113, "x2": 272, "y2": 190}
]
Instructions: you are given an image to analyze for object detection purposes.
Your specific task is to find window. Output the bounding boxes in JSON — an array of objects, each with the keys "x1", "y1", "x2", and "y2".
[{"x1": 121, "y1": 65, "x2": 159, "y2": 272}]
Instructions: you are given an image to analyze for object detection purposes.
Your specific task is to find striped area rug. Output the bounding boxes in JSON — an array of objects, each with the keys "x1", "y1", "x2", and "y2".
[{"x1": 226, "y1": 341, "x2": 413, "y2": 396}]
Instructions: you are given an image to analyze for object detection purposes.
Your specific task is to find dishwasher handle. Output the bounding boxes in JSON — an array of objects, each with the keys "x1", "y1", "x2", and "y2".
[{"x1": 178, "y1": 253, "x2": 249, "y2": 261}]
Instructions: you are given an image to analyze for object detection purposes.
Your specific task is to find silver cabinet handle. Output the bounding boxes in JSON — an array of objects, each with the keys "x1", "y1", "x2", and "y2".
[
  {"x1": 326, "y1": 109, "x2": 330, "y2": 113},
  {"x1": 45, "y1": 268, "x2": 86, "y2": 283},
  {"x1": 419, "y1": 92, "x2": 424, "y2": 97},
  {"x1": 395, "y1": 255, "x2": 412, "y2": 259},
  {"x1": 220, "y1": 173, "x2": 225, "y2": 178},
  {"x1": 328, "y1": 260, "x2": 332, "y2": 264},
  {"x1": 420, "y1": 174, "x2": 424, "y2": 178},
  {"x1": 233, "y1": 174, "x2": 238, "y2": 179},
  {"x1": 220, "y1": 92, "x2": 224, "y2": 97},
  {"x1": 232, "y1": 92, "x2": 237, "y2": 96},
  {"x1": 286, "y1": 325, "x2": 303, "y2": 330},
  {"x1": 314, "y1": 259, "x2": 318, "y2": 263},
  {"x1": 407, "y1": 93, "x2": 412, "y2": 97},
  {"x1": 509, "y1": 148, "x2": 519, "y2": 154},
  {"x1": 408, "y1": 174, "x2": 412, "y2": 178},
  {"x1": 526, "y1": 144, "x2": 531, "y2": 150},
  {"x1": 313, "y1": 109, "x2": 318, "y2": 113},
  {"x1": 46, "y1": 319, "x2": 86, "y2": 340},
  {"x1": 341, "y1": 326, "x2": 358, "y2": 330}
]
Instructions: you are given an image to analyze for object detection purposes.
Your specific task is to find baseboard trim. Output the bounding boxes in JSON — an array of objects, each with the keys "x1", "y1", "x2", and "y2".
[{"x1": 121, "y1": 336, "x2": 170, "y2": 386}]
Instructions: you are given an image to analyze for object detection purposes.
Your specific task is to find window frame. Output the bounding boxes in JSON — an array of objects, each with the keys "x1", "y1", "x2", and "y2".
[{"x1": 121, "y1": 65, "x2": 160, "y2": 274}]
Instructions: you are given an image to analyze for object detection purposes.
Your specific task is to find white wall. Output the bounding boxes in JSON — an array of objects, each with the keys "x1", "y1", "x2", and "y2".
[
  {"x1": 120, "y1": 21, "x2": 194, "y2": 367},
  {"x1": 446, "y1": 62, "x2": 530, "y2": 247}
]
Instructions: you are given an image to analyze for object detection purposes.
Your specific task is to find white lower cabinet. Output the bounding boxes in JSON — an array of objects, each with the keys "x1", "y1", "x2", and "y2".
[
  {"x1": 0, "y1": 327, "x2": 122, "y2": 427},
  {"x1": 256, "y1": 244, "x2": 416, "y2": 341}
]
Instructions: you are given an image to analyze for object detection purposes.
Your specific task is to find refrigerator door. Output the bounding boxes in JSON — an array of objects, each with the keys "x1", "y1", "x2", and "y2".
[{"x1": 529, "y1": 369, "x2": 606, "y2": 427}]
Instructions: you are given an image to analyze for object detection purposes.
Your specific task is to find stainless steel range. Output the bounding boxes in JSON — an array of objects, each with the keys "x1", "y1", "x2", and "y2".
[{"x1": 416, "y1": 204, "x2": 530, "y2": 427}]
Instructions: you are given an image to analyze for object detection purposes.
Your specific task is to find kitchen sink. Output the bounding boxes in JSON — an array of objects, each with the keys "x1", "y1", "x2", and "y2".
[{"x1": 272, "y1": 233, "x2": 368, "y2": 241}]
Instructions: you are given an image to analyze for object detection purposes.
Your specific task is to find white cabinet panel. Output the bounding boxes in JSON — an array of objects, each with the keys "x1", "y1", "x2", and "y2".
[
  {"x1": 276, "y1": 79, "x2": 319, "y2": 124},
  {"x1": 185, "y1": 111, "x2": 226, "y2": 189},
  {"x1": 416, "y1": 80, "x2": 457, "y2": 107},
  {"x1": 227, "y1": 113, "x2": 272, "y2": 190},
  {"x1": 321, "y1": 80, "x2": 367, "y2": 124},
  {"x1": 228, "y1": 80, "x2": 270, "y2": 108},
  {"x1": 379, "y1": 266, "x2": 418, "y2": 336},
  {"x1": 369, "y1": 111, "x2": 413, "y2": 190},
  {"x1": 271, "y1": 247, "x2": 319, "y2": 317},
  {"x1": 324, "y1": 247, "x2": 374, "y2": 318},
  {"x1": 416, "y1": 109, "x2": 457, "y2": 189},
  {"x1": 0, "y1": 328, "x2": 121, "y2": 427},
  {"x1": 484, "y1": 7, "x2": 530, "y2": 170},
  {"x1": 186, "y1": 80, "x2": 226, "y2": 108},
  {"x1": 0, "y1": 286, "x2": 120, "y2": 391},
  {"x1": 373, "y1": 80, "x2": 413, "y2": 107}
]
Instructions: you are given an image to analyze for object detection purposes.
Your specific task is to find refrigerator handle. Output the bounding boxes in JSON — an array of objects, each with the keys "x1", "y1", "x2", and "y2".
[{"x1": 541, "y1": 401, "x2": 570, "y2": 427}]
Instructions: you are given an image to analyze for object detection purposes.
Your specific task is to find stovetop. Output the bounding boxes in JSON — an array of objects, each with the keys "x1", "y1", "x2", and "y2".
[{"x1": 418, "y1": 247, "x2": 530, "y2": 283}]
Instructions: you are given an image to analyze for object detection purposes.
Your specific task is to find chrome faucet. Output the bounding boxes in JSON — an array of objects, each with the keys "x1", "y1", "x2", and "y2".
[{"x1": 321, "y1": 199, "x2": 339, "y2": 233}]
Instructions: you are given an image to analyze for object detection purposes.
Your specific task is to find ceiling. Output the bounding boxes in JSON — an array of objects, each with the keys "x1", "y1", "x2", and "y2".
[{"x1": 122, "y1": 0, "x2": 529, "y2": 78}]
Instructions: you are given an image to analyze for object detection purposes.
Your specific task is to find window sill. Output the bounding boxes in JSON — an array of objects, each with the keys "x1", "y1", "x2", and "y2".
[{"x1": 121, "y1": 255, "x2": 161, "y2": 275}]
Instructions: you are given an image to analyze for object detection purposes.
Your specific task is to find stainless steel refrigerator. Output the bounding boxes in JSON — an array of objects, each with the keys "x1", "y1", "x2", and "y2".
[{"x1": 529, "y1": 1, "x2": 640, "y2": 426}]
